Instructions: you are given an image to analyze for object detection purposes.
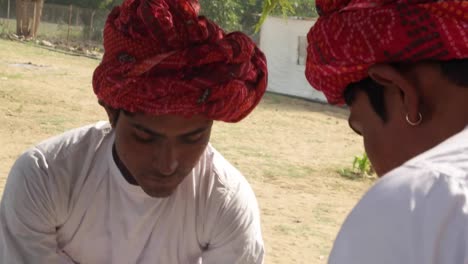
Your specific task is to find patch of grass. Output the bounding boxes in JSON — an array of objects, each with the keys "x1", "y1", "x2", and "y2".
[
  {"x1": 263, "y1": 92, "x2": 283, "y2": 104},
  {"x1": 0, "y1": 73, "x2": 24, "y2": 79},
  {"x1": 39, "y1": 115, "x2": 70, "y2": 131},
  {"x1": 14, "y1": 104, "x2": 24, "y2": 114},
  {"x1": 313, "y1": 203, "x2": 336, "y2": 224},
  {"x1": 265, "y1": 163, "x2": 317, "y2": 179},
  {"x1": 273, "y1": 222, "x2": 312, "y2": 237},
  {"x1": 338, "y1": 153, "x2": 376, "y2": 180},
  {"x1": 273, "y1": 224, "x2": 295, "y2": 235}
]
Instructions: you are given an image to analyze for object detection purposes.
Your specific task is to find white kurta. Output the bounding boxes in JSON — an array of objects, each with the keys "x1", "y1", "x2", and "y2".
[
  {"x1": 0, "y1": 122, "x2": 264, "y2": 264},
  {"x1": 329, "y1": 126, "x2": 468, "y2": 264}
]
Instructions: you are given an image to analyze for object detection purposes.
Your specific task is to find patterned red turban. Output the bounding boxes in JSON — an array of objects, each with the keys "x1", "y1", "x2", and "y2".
[
  {"x1": 305, "y1": 0, "x2": 468, "y2": 105},
  {"x1": 93, "y1": 0, "x2": 268, "y2": 122}
]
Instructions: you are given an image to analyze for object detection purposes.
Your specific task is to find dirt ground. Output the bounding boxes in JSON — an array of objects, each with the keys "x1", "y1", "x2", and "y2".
[{"x1": 0, "y1": 39, "x2": 373, "y2": 263}]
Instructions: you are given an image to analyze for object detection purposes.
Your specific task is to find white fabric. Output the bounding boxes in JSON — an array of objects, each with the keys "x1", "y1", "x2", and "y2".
[
  {"x1": 329, "y1": 126, "x2": 468, "y2": 264},
  {"x1": 0, "y1": 122, "x2": 264, "y2": 264}
]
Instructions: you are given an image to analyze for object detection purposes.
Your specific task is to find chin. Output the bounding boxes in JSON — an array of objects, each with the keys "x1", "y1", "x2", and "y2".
[
  {"x1": 136, "y1": 172, "x2": 190, "y2": 198},
  {"x1": 142, "y1": 187, "x2": 176, "y2": 198}
]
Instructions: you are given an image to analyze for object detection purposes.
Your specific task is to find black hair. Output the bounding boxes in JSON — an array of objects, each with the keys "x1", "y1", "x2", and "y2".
[
  {"x1": 343, "y1": 59, "x2": 468, "y2": 121},
  {"x1": 98, "y1": 99, "x2": 134, "y2": 125},
  {"x1": 344, "y1": 77, "x2": 388, "y2": 122}
]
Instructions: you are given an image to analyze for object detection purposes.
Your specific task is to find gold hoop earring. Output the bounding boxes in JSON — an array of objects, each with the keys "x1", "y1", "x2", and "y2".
[{"x1": 406, "y1": 112, "x2": 423, "y2": 126}]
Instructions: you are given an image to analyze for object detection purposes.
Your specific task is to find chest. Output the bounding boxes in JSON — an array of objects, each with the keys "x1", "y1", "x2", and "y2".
[{"x1": 56, "y1": 175, "x2": 204, "y2": 264}]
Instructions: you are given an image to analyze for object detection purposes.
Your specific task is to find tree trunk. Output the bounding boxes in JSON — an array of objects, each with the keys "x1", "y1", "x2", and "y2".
[
  {"x1": 89, "y1": 10, "x2": 96, "y2": 41},
  {"x1": 15, "y1": 0, "x2": 44, "y2": 38},
  {"x1": 31, "y1": 0, "x2": 43, "y2": 38},
  {"x1": 6, "y1": 0, "x2": 11, "y2": 30},
  {"x1": 16, "y1": 0, "x2": 29, "y2": 36},
  {"x1": 7, "y1": 0, "x2": 11, "y2": 20}
]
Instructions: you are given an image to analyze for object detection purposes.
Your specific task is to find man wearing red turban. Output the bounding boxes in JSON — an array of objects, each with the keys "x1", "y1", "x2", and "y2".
[
  {"x1": 305, "y1": 0, "x2": 468, "y2": 263},
  {"x1": 0, "y1": 0, "x2": 267, "y2": 263}
]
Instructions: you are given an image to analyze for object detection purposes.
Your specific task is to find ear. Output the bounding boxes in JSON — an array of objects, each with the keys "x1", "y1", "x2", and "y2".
[
  {"x1": 368, "y1": 64, "x2": 421, "y2": 123},
  {"x1": 99, "y1": 100, "x2": 119, "y2": 128}
]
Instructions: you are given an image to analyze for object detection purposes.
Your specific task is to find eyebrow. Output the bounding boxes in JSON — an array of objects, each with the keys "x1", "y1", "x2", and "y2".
[{"x1": 131, "y1": 123, "x2": 210, "y2": 138}]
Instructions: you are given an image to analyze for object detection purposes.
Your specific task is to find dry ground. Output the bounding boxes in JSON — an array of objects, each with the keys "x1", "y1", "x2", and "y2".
[{"x1": 0, "y1": 39, "x2": 373, "y2": 263}]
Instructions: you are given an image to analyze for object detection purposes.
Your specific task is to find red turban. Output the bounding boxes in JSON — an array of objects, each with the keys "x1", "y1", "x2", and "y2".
[
  {"x1": 305, "y1": 0, "x2": 468, "y2": 105},
  {"x1": 93, "y1": 0, "x2": 268, "y2": 122}
]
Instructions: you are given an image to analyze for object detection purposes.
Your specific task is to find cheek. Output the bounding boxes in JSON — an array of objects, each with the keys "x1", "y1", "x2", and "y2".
[
  {"x1": 115, "y1": 132, "x2": 153, "y2": 173},
  {"x1": 362, "y1": 127, "x2": 400, "y2": 176},
  {"x1": 362, "y1": 127, "x2": 387, "y2": 175},
  {"x1": 362, "y1": 133, "x2": 377, "y2": 161}
]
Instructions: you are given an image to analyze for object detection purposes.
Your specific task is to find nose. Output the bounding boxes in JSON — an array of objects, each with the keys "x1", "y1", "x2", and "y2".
[{"x1": 152, "y1": 140, "x2": 178, "y2": 176}]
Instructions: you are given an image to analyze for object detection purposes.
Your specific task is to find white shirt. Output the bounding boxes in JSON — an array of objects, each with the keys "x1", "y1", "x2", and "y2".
[
  {"x1": 0, "y1": 122, "x2": 264, "y2": 264},
  {"x1": 329, "y1": 126, "x2": 468, "y2": 264}
]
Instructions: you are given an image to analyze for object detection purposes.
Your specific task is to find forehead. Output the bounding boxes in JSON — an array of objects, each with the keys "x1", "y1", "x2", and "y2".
[{"x1": 123, "y1": 113, "x2": 213, "y2": 134}]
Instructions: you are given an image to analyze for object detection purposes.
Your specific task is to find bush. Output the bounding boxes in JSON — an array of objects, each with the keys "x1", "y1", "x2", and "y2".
[{"x1": 339, "y1": 153, "x2": 375, "y2": 180}]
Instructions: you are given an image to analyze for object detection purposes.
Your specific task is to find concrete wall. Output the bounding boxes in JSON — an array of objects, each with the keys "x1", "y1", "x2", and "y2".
[{"x1": 260, "y1": 16, "x2": 327, "y2": 103}]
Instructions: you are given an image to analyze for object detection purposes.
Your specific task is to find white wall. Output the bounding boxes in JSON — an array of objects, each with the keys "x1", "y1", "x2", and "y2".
[{"x1": 260, "y1": 16, "x2": 327, "y2": 103}]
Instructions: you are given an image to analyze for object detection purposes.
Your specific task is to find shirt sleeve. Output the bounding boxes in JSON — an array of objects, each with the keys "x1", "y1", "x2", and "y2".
[
  {"x1": 201, "y1": 173, "x2": 264, "y2": 264},
  {"x1": 0, "y1": 149, "x2": 76, "y2": 264},
  {"x1": 328, "y1": 165, "x2": 468, "y2": 264}
]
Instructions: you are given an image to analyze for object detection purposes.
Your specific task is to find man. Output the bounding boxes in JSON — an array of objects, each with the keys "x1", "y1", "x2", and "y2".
[
  {"x1": 305, "y1": 0, "x2": 468, "y2": 263},
  {"x1": 0, "y1": 0, "x2": 268, "y2": 263}
]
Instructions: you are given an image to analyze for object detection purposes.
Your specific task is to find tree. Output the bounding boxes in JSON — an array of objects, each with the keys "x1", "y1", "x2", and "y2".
[
  {"x1": 41, "y1": 0, "x2": 122, "y2": 41},
  {"x1": 11, "y1": 0, "x2": 313, "y2": 39},
  {"x1": 15, "y1": 0, "x2": 44, "y2": 38},
  {"x1": 258, "y1": 0, "x2": 316, "y2": 30},
  {"x1": 200, "y1": 0, "x2": 262, "y2": 34},
  {"x1": 199, "y1": 0, "x2": 241, "y2": 32},
  {"x1": 200, "y1": 0, "x2": 316, "y2": 34},
  {"x1": 46, "y1": 0, "x2": 119, "y2": 9}
]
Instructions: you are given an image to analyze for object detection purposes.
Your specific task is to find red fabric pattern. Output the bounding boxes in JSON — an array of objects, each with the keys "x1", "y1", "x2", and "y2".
[
  {"x1": 306, "y1": 0, "x2": 468, "y2": 105},
  {"x1": 93, "y1": 0, "x2": 268, "y2": 122}
]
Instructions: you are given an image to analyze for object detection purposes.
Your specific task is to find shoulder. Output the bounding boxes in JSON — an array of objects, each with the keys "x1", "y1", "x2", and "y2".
[
  {"x1": 4, "y1": 122, "x2": 114, "y2": 222},
  {"x1": 202, "y1": 145, "x2": 256, "y2": 202},
  {"x1": 194, "y1": 146, "x2": 263, "y2": 259},
  {"x1": 34, "y1": 121, "x2": 112, "y2": 161},
  {"x1": 8, "y1": 121, "x2": 112, "y2": 178},
  {"x1": 195, "y1": 145, "x2": 260, "y2": 223},
  {"x1": 329, "y1": 163, "x2": 468, "y2": 263},
  {"x1": 9, "y1": 121, "x2": 112, "y2": 190}
]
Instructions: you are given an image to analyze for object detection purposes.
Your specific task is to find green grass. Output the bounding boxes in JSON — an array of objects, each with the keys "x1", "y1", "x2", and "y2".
[{"x1": 0, "y1": 72, "x2": 24, "y2": 79}]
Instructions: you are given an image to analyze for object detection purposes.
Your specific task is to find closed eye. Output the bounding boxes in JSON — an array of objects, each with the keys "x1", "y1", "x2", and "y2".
[
  {"x1": 181, "y1": 132, "x2": 205, "y2": 144},
  {"x1": 133, "y1": 130, "x2": 158, "y2": 143}
]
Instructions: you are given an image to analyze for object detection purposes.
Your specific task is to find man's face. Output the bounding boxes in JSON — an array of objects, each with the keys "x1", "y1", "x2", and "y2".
[
  {"x1": 347, "y1": 87, "x2": 410, "y2": 176},
  {"x1": 113, "y1": 112, "x2": 213, "y2": 198}
]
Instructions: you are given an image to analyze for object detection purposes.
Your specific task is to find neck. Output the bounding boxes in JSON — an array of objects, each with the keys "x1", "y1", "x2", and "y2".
[
  {"x1": 112, "y1": 144, "x2": 139, "y2": 186},
  {"x1": 430, "y1": 91, "x2": 468, "y2": 140},
  {"x1": 407, "y1": 97, "x2": 468, "y2": 164}
]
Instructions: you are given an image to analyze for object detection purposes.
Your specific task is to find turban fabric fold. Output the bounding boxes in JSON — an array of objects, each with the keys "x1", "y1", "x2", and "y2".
[
  {"x1": 93, "y1": 0, "x2": 268, "y2": 122},
  {"x1": 306, "y1": 0, "x2": 468, "y2": 104}
]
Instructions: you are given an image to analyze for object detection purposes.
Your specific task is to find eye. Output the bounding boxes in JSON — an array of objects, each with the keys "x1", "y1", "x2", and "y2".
[
  {"x1": 182, "y1": 132, "x2": 205, "y2": 144},
  {"x1": 132, "y1": 130, "x2": 156, "y2": 143}
]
